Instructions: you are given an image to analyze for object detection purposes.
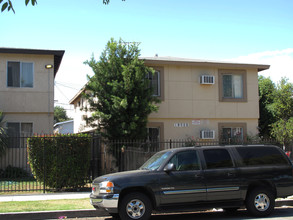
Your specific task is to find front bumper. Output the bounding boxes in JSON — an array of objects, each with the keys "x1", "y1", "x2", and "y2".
[{"x1": 90, "y1": 193, "x2": 119, "y2": 212}]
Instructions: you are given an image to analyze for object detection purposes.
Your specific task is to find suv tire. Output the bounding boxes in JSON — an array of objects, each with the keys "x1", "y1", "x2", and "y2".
[
  {"x1": 119, "y1": 192, "x2": 152, "y2": 220},
  {"x1": 245, "y1": 187, "x2": 275, "y2": 217}
]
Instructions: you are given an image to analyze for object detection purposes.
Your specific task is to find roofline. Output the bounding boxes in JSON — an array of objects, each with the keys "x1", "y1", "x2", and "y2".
[
  {"x1": 69, "y1": 85, "x2": 86, "y2": 104},
  {"x1": 140, "y1": 57, "x2": 270, "y2": 72},
  {"x1": 54, "y1": 120, "x2": 74, "y2": 127},
  {"x1": 0, "y1": 47, "x2": 65, "y2": 76}
]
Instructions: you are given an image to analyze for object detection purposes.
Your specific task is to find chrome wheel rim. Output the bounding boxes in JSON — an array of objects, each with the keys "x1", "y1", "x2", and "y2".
[
  {"x1": 254, "y1": 193, "x2": 270, "y2": 211},
  {"x1": 126, "y1": 199, "x2": 145, "y2": 219}
]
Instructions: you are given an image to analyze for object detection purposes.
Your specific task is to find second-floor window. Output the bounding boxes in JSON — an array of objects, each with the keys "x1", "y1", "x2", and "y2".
[
  {"x1": 147, "y1": 70, "x2": 160, "y2": 96},
  {"x1": 219, "y1": 69, "x2": 247, "y2": 102},
  {"x1": 7, "y1": 61, "x2": 33, "y2": 88}
]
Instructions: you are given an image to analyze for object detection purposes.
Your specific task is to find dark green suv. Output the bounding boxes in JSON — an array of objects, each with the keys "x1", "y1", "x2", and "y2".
[{"x1": 90, "y1": 145, "x2": 293, "y2": 220}]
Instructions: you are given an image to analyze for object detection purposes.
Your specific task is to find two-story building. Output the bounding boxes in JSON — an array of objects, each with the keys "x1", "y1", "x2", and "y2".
[
  {"x1": 69, "y1": 56, "x2": 269, "y2": 142},
  {"x1": 0, "y1": 48, "x2": 65, "y2": 136}
]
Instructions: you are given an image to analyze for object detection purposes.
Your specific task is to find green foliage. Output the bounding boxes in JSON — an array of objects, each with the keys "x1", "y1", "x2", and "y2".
[
  {"x1": 84, "y1": 38, "x2": 160, "y2": 140},
  {"x1": 0, "y1": 111, "x2": 7, "y2": 157},
  {"x1": 0, "y1": 0, "x2": 37, "y2": 13},
  {"x1": 258, "y1": 76, "x2": 277, "y2": 137},
  {"x1": 0, "y1": 165, "x2": 30, "y2": 179},
  {"x1": 267, "y1": 78, "x2": 293, "y2": 147},
  {"x1": 271, "y1": 78, "x2": 293, "y2": 121},
  {"x1": 27, "y1": 134, "x2": 91, "y2": 189},
  {"x1": 103, "y1": 0, "x2": 125, "y2": 4},
  {"x1": 54, "y1": 106, "x2": 72, "y2": 123},
  {"x1": 1, "y1": 0, "x2": 125, "y2": 13},
  {"x1": 271, "y1": 118, "x2": 293, "y2": 148}
]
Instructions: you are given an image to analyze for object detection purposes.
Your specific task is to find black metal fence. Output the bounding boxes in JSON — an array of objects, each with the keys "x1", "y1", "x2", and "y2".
[{"x1": 0, "y1": 135, "x2": 286, "y2": 193}]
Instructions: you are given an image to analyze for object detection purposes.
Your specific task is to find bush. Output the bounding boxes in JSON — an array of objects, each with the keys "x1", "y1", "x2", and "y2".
[
  {"x1": 0, "y1": 165, "x2": 30, "y2": 179},
  {"x1": 27, "y1": 134, "x2": 91, "y2": 189}
]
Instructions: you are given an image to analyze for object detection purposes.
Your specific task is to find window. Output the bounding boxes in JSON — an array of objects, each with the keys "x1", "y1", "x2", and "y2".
[
  {"x1": 146, "y1": 66, "x2": 164, "y2": 100},
  {"x1": 7, "y1": 61, "x2": 33, "y2": 88},
  {"x1": 218, "y1": 123, "x2": 247, "y2": 143},
  {"x1": 7, "y1": 122, "x2": 33, "y2": 148},
  {"x1": 236, "y1": 146, "x2": 289, "y2": 166},
  {"x1": 147, "y1": 122, "x2": 164, "y2": 150},
  {"x1": 203, "y1": 149, "x2": 234, "y2": 169},
  {"x1": 219, "y1": 69, "x2": 247, "y2": 102},
  {"x1": 147, "y1": 70, "x2": 160, "y2": 96},
  {"x1": 169, "y1": 151, "x2": 200, "y2": 171},
  {"x1": 147, "y1": 127, "x2": 160, "y2": 142}
]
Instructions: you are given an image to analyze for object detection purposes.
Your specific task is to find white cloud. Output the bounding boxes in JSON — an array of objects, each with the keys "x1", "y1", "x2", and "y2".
[{"x1": 227, "y1": 48, "x2": 293, "y2": 83}]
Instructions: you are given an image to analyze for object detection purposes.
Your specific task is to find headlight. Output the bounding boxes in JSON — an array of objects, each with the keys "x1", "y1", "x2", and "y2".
[{"x1": 99, "y1": 181, "x2": 114, "y2": 194}]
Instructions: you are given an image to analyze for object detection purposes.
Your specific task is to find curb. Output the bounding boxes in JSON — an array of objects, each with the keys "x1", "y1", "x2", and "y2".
[
  {"x1": 0, "y1": 209, "x2": 109, "y2": 220},
  {"x1": 1, "y1": 200, "x2": 293, "y2": 220}
]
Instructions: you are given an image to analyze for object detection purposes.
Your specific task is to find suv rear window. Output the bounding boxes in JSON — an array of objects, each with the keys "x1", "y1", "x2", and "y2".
[{"x1": 235, "y1": 146, "x2": 288, "y2": 166}]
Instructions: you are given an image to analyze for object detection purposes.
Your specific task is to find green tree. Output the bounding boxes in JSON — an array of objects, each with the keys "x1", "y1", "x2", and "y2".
[
  {"x1": 258, "y1": 76, "x2": 277, "y2": 138},
  {"x1": 54, "y1": 106, "x2": 71, "y2": 124},
  {"x1": 84, "y1": 38, "x2": 160, "y2": 140},
  {"x1": 270, "y1": 78, "x2": 293, "y2": 149},
  {"x1": 271, "y1": 118, "x2": 293, "y2": 148},
  {"x1": 0, "y1": 111, "x2": 7, "y2": 157}
]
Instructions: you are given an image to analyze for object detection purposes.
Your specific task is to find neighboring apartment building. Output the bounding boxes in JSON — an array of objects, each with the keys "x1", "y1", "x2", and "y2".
[
  {"x1": 0, "y1": 48, "x2": 65, "y2": 137},
  {"x1": 69, "y1": 56, "x2": 269, "y2": 142}
]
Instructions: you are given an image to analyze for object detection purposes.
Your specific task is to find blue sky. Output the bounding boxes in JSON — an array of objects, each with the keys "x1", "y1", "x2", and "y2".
[{"x1": 1, "y1": 0, "x2": 293, "y2": 114}]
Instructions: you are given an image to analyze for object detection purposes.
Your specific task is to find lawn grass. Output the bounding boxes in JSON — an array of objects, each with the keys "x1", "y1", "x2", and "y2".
[{"x1": 0, "y1": 198, "x2": 94, "y2": 213}]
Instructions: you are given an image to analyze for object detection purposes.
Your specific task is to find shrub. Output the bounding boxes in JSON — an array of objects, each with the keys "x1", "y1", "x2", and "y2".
[
  {"x1": 27, "y1": 134, "x2": 91, "y2": 189},
  {"x1": 0, "y1": 165, "x2": 30, "y2": 179}
]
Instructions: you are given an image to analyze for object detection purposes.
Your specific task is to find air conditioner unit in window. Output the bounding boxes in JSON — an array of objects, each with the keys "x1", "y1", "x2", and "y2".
[
  {"x1": 200, "y1": 130, "x2": 215, "y2": 139},
  {"x1": 200, "y1": 75, "x2": 215, "y2": 84}
]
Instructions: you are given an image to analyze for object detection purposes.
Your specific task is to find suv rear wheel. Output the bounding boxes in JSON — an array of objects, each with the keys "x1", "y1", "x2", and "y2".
[
  {"x1": 119, "y1": 192, "x2": 152, "y2": 220},
  {"x1": 245, "y1": 187, "x2": 275, "y2": 217}
]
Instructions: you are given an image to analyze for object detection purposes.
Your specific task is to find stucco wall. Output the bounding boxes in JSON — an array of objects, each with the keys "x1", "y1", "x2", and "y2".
[
  {"x1": 0, "y1": 53, "x2": 55, "y2": 134},
  {"x1": 148, "y1": 64, "x2": 259, "y2": 139}
]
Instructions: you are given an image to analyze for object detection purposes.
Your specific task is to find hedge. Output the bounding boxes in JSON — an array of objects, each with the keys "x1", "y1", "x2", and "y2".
[{"x1": 27, "y1": 134, "x2": 91, "y2": 189}]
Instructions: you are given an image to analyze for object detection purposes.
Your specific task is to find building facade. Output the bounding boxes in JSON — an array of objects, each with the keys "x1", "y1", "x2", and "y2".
[
  {"x1": 0, "y1": 48, "x2": 64, "y2": 137},
  {"x1": 70, "y1": 56, "x2": 269, "y2": 142}
]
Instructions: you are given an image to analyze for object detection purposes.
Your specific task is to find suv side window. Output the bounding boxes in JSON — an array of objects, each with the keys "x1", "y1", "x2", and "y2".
[
  {"x1": 235, "y1": 146, "x2": 289, "y2": 166},
  {"x1": 203, "y1": 149, "x2": 234, "y2": 169},
  {"x1": 169, "y1": 151, "x2": 200, "y2": 171}
]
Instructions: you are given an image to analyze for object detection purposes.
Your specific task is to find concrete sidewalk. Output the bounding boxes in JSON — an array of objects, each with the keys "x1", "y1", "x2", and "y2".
[{"x1": 0, "y1": 192, "x2": 90, "y2": 202}]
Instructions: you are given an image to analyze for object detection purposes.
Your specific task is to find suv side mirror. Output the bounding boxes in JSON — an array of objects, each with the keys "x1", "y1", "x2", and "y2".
[{"x1": 164, "y1": 163, "x2": 175, "y2": 172}]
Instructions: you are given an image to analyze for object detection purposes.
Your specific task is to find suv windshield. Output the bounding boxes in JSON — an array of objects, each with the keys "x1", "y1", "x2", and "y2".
[{"x1": 140, "y1": 151, "x2": 171, "y2": 171}]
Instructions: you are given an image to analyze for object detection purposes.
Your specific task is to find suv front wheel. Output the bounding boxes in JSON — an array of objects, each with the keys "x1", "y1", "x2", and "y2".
[
  {"x1": 245, "y1": 187, "x2": 275, "y2": 217},
  {"x1": 119, "y1": 192, "x2": 152, "y2": 220}
]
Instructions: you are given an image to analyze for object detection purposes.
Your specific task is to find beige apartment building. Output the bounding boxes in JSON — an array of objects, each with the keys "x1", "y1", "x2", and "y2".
[
  {"x1": 70, "y1": 56, "x2": 269, "y2": 142},
  {"x1": 0, "y1": 48, "x2": 64, "y2": 136}
]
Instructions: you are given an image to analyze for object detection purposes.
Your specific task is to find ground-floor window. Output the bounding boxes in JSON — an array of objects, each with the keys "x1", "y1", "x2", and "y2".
[
  {"x1": 7, "y1": 122, "x2": 33, "y2": 148},
  {"x1": 218, "y1": 123, "x2": 247, "y2": 144},
  {"x1": 146, "y1": 122, "x2": 164, "y2": 150}
]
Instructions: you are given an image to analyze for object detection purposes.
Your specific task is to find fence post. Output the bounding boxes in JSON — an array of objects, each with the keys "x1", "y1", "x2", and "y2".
[{"x1": 43, "y1": 138, "x2": 46, "y2": 194}]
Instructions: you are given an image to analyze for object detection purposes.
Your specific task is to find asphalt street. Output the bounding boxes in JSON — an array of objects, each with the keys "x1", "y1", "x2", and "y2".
[{"x1": 66, "y1": 207, "x2": 293, "y2": 220}]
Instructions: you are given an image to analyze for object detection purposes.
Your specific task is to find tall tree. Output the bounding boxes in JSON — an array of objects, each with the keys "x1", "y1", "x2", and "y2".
[
  {"x1": 270, "y1": 78, "x2": 293, "y2": 149},
  {"x1": 84, "y1": 38, "x2": 160, "y2": 140},
  {"x1": 54, "y1": 106, "x2": 71, "y2": 124},
  {"x1": 258, "y1": 76, "x2": 277, "y2": 138}
]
